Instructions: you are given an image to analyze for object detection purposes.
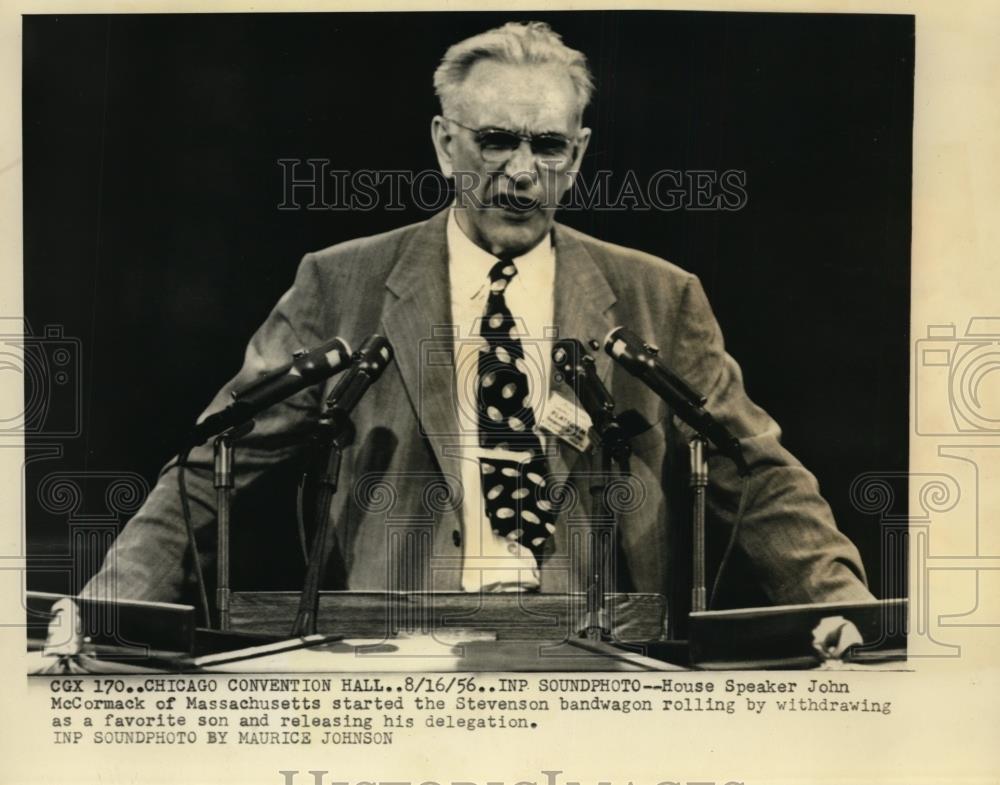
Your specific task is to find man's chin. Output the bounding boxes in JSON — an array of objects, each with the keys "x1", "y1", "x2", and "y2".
[{"x1": 475, "y1": 209, "x2": 554, "y2": 257}]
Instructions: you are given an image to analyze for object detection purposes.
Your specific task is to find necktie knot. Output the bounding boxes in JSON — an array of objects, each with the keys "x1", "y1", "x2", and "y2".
[{"x1": 489, "y1": 258, "x2": 518, "y2": 284}]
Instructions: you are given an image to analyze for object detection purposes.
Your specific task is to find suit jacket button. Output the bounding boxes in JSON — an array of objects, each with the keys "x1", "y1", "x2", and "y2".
[{"x1": 452, "y1": 530, "x2": 462, "y2": 547}]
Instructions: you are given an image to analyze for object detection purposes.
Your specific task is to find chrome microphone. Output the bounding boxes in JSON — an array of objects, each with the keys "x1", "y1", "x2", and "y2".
[
  {"x1": 322, "y1": 334, "x2": 394, "y2": 427},
  {"x1": 552, "y1": 338, "x2": 619, "y2": 442},
  {"x1": 603, "y1": 326, "x2": 748, "y2": 474},
  {"x1": 187, "y1": 335, "x2": 352, "y2": 447}
]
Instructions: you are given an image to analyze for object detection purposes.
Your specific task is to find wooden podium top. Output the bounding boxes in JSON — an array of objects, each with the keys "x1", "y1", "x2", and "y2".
[
  {"x1": 228, "y1": 590, "x2": 669, "y2": 643},
  {"x1": 27, "y1": 591, "x2": 906, "y2": 673},
  {"x1": 192, "y1": 633, "x2": 680, "y2": 672}
]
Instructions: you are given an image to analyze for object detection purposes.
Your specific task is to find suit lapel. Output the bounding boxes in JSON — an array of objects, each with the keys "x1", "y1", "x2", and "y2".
[
  {"x1": 552, "y1": 224, "x2": 617, "y2": 383},
  {"x1": 381, "y1": 211, "x2": 464, "y2": 483},
  {"x1": 549, "y1": 223, "x2": 618, "y2": 480}
]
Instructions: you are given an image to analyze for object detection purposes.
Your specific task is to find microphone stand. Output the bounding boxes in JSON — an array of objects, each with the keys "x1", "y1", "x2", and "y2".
[
  {"x1": 602, "y1": 329, "x2": 751, "y2": 620},
  {"x1": 288, "y1": 334, "x2": 393, "y2": 637},
  {"x1": 553, "y1": 339, "x2": 633, "y2": 643},
  {"x1": 688, "y1": 436, "x2": 709, "y2": 613},
  {"x1": 290, "y1": 412, "x2": 355, "y2": 637},
  {"x1": 213, "y1": 420, "x2": 255, "y2": 631},
  {"x1": 583, "y1": 419, "x2": 631, "y2": 642}
]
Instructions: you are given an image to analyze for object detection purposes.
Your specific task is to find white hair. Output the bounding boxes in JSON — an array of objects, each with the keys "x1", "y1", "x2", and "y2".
[{"x1": 433, "y1": 21, "x2": 594, "y2": 120}]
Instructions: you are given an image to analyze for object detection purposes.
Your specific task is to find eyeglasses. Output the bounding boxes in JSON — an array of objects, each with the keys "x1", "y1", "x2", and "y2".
[{"x1": 443, "y1": 116, "x2": 578, "y2": 170}]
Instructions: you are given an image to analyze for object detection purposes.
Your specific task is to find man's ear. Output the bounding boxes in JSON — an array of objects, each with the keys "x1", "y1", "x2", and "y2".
[
  {"x1": 565, "y1": 126, "x2": 592, "y2": 186},
  {"x1": 431, "y1": 115, "x2": 455, "y2": 178}
]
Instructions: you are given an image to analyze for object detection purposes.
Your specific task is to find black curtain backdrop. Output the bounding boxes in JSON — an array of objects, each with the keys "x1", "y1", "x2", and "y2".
[{"x1": 23, "y1": 11, "x2": 913, "y2": 601}]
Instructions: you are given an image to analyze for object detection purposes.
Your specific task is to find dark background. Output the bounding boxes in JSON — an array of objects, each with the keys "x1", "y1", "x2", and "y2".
[{"x1": 23, "y1": 11, "x2": 913, "y2": 602}]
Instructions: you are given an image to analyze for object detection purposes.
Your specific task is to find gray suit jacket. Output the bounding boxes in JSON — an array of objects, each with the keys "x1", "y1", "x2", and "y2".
[{"x1": 84, "y1": 209, "x2": 872, "y2": 608}]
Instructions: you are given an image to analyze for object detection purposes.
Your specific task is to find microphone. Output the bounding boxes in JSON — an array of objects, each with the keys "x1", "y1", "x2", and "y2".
[
  {"x1": 322, "y1": 334, "x2": 394, "y2": 427},
  {"x1": 186, "y1": 336, "x2": 352, "y2": 448},
  {"x1": 552, "y1": 338, "x2": 620, "y2": 444},
  {"x1": 603, "y1": 326, "x2": 749, "y2": 475}
]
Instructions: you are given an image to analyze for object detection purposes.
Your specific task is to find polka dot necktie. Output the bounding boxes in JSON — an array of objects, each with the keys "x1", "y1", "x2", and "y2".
[{"x1": 476, "y1": 258, "x2": 557, "y2": 562}]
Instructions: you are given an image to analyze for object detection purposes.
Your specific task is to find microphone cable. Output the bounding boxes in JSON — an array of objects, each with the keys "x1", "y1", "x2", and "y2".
[
  {"x1": 709, "y1": 471, "x2": 754, "y2": 610},
  {"x1": 176, "y1": 448, "x2": 212, "y2": 628},
  {"x1": 295, "y1": 473, "x2": 310, "y2": 564}
]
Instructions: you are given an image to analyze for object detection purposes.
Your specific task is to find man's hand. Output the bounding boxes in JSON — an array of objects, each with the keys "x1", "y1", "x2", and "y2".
[
  {"x1": 811, "y1": 614, "x2": 864, "y2": 659},
  {"x1": 42, "y1": 597, "x2": 83, "y2": 657}
]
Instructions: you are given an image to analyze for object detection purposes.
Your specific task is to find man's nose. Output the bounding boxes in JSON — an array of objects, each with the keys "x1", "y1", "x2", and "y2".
[{"x1": 504, "y1": 142, "x2": 538, "y2": 187}]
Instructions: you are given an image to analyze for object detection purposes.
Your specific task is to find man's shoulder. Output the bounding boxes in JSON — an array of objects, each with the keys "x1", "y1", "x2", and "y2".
[
  {"x1": 305, "y1": 217, "x2": 430, "y2": 273},
  {"x1": 555, "y1": 221, "x2": 697, "y2": 292}
]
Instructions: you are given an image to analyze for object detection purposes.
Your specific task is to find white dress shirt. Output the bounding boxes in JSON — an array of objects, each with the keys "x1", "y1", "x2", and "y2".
[{"x1": 446, "y1": 209, "x2": 556, "y2": 592}]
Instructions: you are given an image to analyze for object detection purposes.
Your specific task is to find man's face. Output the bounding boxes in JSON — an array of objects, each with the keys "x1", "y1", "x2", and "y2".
[{"x1": 432, "y1": 60, "x2": 591, "y2": 258}]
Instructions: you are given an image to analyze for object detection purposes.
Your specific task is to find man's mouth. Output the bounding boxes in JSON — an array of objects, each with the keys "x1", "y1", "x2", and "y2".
[{"x1": 492, "y1": 192, "x2": 540, "y2": 214}]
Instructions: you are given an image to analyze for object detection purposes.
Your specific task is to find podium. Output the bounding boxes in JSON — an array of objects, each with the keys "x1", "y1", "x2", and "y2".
[
  {"x1": 26, "y1": 590, "x2": 676, "y2": 672},
  {"x1": 228, "y1": 590, "x2": 668, "y2": 642},
  {"x1": 27, "y1": 590, "x2": 906, "y2": 673}
]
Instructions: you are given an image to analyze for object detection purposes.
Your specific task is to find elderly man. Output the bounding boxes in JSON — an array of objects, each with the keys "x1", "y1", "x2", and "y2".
[{"x1": 78, "y1": 21, "x2": 874, "y2": 621}]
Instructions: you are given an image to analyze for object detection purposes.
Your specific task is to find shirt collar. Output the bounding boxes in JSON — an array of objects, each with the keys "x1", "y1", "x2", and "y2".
[{"x1": 446, "y1": 208, "x2": 554, "y2": 301}]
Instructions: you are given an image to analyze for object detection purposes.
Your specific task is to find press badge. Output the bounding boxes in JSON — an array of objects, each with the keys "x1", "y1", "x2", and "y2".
[{"x1": 539, "y1": 391, "x2": 593, "y2": 452}]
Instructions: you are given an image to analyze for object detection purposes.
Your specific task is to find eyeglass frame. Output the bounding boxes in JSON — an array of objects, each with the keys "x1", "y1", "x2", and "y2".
[{"x1": 441, "y1": 116, "x2": 583, "y2": 170}]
